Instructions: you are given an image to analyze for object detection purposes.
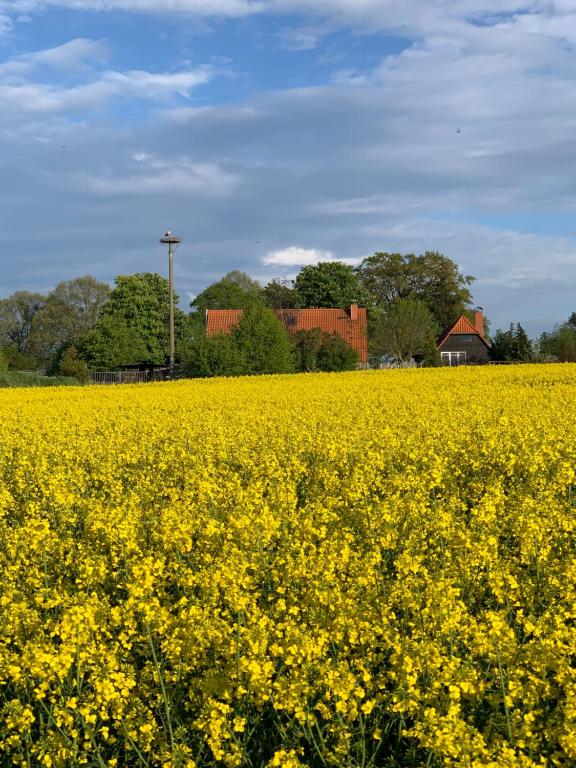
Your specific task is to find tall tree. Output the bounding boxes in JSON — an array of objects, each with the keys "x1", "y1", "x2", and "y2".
[
  {"x1": 0, "y1": 291, "x2": 47, "y2": 354},
  {"x1": 233, "y1": 303, "x2": 294, "y2": 375},
  {"x1": 539, "y1": 324, "x2": 576, "y2": 362},
  {"x1": 30, "y1": 275, "x2": 110, "y2": 366},
  {"x1": 220, "y1": 270, "x2": 262, "y2": 296},
  {"x1": 191, "y1": 281, "x2": 261, "y2": 314},
  {"x1": 79, "y1": 272, "x2": 184, "y2": 368},
  {"x1": 371, "y1": 299, "x2": 439, "y2": 365},
  {"x1": 294, "y1": 262, "x2": 367, "y2": 308},
  {"x1": 262, "y1": 279, "x2": 299, "y2": 309},
  {"x1": 492, "y1": 323, "x2": 532, "y2": 362},
  {"x1": 78, "y1": 316, "x2": 149, "y2": 370},
  {"x1": 357, "y1": 251, "x2": 474, "y2": 330}
]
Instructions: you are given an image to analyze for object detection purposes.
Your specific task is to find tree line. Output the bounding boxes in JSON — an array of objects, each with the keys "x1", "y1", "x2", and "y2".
[{"x1": 0, "y1": 250, "x2": 568, "y2": 381}]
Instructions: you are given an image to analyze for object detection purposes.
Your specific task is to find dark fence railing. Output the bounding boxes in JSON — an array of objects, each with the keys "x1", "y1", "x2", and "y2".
[{"x1": 90, "y1": 367, "x2": 181, "y2": 385}]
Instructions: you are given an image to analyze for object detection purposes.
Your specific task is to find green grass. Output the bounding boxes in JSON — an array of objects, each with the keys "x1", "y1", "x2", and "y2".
[{"x1": 0, "y1": 371, "x2": 78, "y2": 388}]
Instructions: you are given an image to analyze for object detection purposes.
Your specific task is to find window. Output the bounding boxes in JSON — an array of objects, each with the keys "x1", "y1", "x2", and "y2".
[
  {"x1": 455, "y1": 334, "x2": 476, "y2": 343},
  {"x1": 441, "y1": 351, "x2": 466, "y2": 366}
]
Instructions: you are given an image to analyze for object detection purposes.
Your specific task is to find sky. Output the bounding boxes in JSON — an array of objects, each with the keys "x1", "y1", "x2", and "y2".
[{"x1": 1, "y1": 1, "x2": 576, "y2": 334}]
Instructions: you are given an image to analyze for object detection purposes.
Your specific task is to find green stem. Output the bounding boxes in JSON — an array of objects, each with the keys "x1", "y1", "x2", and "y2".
[{"x1": 145, "y1": 621, "x2": 175, "y2": 755}]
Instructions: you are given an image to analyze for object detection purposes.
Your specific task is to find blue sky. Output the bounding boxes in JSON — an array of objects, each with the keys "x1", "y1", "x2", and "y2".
[{"x1": 1, "y1": 0, "x2": 576, "y2": 334}]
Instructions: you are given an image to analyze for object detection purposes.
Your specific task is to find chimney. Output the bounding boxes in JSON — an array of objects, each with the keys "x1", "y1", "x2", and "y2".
[
  {"x1": 474, "y1": 308, "x2": 484, "y2": 337},
  {"x1": 349, "y1": 303, "x2": 358, "y2": 321}
]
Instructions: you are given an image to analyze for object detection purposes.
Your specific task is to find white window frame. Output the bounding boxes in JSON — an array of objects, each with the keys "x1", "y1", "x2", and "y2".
[{"x1": 441, "y1": 351, "x2": 467, "y2": 366}]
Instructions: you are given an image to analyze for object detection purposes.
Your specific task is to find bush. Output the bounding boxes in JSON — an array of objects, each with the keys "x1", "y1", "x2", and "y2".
[
  {"x1": 233, "y1": 304, "x2": 294, "y2": 375},
  {"x1": 317, "y1": 332, "x2": 359, "y2": 372},
  {"x1": 1, "y1": 346, "x2": 38, "y2": 371},
  {"x1": 58, "y1": 345, "x2": 90, "y2": 384},
  {"x1": 0, "y1": 348, "x2": 7, "y2": 373},
  {"x1": 292, "y1": 329, "x2": 323, "y2": 372},
  {"x1": 292, "y1": 329, "x2": 359, "y2": 373},
  {"x1": 182, "y1": 333, "x2": 245, "y2": 378}
]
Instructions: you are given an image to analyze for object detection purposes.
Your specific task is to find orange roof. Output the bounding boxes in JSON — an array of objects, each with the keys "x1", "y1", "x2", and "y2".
[
  {"x1": 437, "y1": 314, "x2": 491, "y2": 349},
  {"x1": 206, "y1": 306, "x2": 368, "y2": 362}
]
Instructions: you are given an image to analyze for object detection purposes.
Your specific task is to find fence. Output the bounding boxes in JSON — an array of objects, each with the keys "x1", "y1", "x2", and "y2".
[{"x1": 90, "y1": 367, "x2": 180, "y2": 385}]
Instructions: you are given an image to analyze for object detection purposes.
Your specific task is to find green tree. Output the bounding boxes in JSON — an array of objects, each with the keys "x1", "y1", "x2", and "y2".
[
  {"x1": 357, "y1": 251, "x2": 474, "y2": 330},
  {"x1": 0, "y1": 346, "x2": 37, "y2": 371},
  {"x1": 492, "y1": 323, "x2": 532, "y2": 362},
  {"x1": 294, "y1": 262, "x2": 367, "y2": 308},
  {"x1": 79, "y1": 273, "x2": 184, "y2": 369},
  {"x1": 30, "y1": 275, "x2": 110, "y2": 367},
  {"x1": 262, "y1": 279, "x2": 299, "y2": 309},
  {"x1": 181, "y1": 333, "x2": 244, "y2": 378},
  {"x1": 57, "y1": 345, "x2": 90, "y2": 383},
  {"x1": 539, "y1": 325, "x2": 576, "y2": 362},
  {"x1": 233, "y1": 304, "x2": 294, "y2": 375},
  {"x1": 292, "y1": 329, "x2": 359, "y2": 372},
  {"x1": 316, "y1": 332, "x2": 359, "y2": 372},
  {"x1": 0, "y1": 348, "x2": 7, "y2": 373},
  {"x1": 191, "y1": 272, "x2": 263, "y2": 314},
  {"x1": 292, "y1": 328, "x2": 323, "y2": 372},
  {"x1": 371, "y1": 299, "x2": 439, "y2": 365},
  {"x1": 220, "y1": 270, "x2": 262, "y2": 295},
  {"x1": 0, "y1": 291, "x2": 47, "y2": 355},
  {"x1": 78, "y1": 316, "x2": 149, "y2": 370}
]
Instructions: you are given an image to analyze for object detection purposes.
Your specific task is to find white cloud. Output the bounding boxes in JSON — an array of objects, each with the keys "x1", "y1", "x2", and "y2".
[
  {"x1": 83, "y1": 154, "x2": 238, "y2": 195},
  {"x1": 276, "y1": 24, "x2": 328, "y2": 50},
  {"x1": 0, "y1": 0, "x2": 557, "y2": 32},
  {"x1": 0, "y1": 38, "x2": 108, "y2": 77},
  {"x1": 1, "y1": 0, "x2": 265, "y2": 17},
  {"x1": 263, "y1": 246, "x2": 334, "y2": 266},
  {"x1": 0, "y1": 55, "x2": 215, "y2": 115},
  {"x1": 262, "y1": 246, "x2": 360, "y2": 266}
]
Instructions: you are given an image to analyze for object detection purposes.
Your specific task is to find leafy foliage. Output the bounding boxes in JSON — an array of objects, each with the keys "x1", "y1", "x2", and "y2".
[
  {"x1": 262, "y1": 280, "x2": 299, "y2": 309},
  {"x1": 539, "y1": 324, "x2": 576, "y2": 362},
  {"x1": 80, "y1": 273, "x2": 184, "y2": 369},
  {"x1": 316, "y1": 332, "x2": 359, "y2": 371},
  {"x1": 0, "y1": 345, "x2": 37, "y2": 371},
  {"x1": 181, "y1": 333, "x2": 245, "y2": 378},
  {"x1": 79, "y1": 315, "x2": 150, "y2": 370},
  {"x1": 492, "y1": 323, "x2": 533, "y2": 362},
  {"x1": 292, "y1": 329, "x2": 359, "y2": 372},
  {"x1": 191, "y1": 272, "x2": 263, "y2": 314},
  {"x1": 371, "y1": 299, "x2": 439, "y2": 364},
  {"x1": 232, "y1": 303, "x2": 294, "y2": 375},
  {"x1": 30, "y1": 275, "x2": 110, "y2": 368},
  {"x1": 292, "y1": 328, "x2": 323, "y2": 372},
  {"x1": 183, "y1": 305, "x2": 294, "y2": 377},
  {"x1": 0, "y1": 291, "x2": 47, "y2": 355},
  {"x1": 294, "y1": 262, "x2": 367, "y2": 309},
  {"x1": 57, "y1": 345, "x2": 90, "y2": 384},
  {"x1": 357, "y1": 251, "x2": 474, "y2": 330}
]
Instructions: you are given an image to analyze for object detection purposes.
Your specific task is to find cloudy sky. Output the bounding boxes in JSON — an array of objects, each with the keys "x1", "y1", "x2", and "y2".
[{"x1": 1, "y1": 0, "x2": 575, "y2": 333}]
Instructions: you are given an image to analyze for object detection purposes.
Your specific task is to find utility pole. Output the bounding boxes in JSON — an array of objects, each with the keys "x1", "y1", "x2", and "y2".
[{"x1": 159, "y1": 230, "x2": 182, "y2": 378}]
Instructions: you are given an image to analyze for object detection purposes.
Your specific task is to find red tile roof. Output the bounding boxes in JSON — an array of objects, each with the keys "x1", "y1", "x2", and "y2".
[
  {"x1": 437, "y1": 313, "x2": 491, "y2": 349},
  {"x1": 206, "y1": 306, "x2": 368, "y2": 362}
]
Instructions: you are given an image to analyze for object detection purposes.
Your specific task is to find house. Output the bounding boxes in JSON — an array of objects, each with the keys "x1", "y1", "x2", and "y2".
[
  {"x1": 437, "y1": 309, "x2": 491, "y2": 366},
  {"x1": 206, "y1": 304, "x2": 368, "y2": 363}
]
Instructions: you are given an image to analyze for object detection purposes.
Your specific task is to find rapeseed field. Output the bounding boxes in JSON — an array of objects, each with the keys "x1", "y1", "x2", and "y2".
[{"x1": 1, "y1": 366, "x2": 575, "y2": 768}]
